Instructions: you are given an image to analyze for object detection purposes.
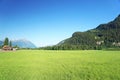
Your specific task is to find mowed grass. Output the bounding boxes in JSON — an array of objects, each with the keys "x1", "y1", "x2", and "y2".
[{"x1": 0, "y1": 50, "x2": 120, "y2": 80}]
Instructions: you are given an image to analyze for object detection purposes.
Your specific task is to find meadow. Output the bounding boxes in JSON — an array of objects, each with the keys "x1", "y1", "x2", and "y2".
[{"x1": 0, "y1": 50, "x2": 120, "y2": 80}]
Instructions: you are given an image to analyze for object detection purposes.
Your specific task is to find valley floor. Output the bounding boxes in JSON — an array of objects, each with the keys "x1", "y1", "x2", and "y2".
[{"x1": 0, "y1": 50, "x2": 120, "y2": 80}]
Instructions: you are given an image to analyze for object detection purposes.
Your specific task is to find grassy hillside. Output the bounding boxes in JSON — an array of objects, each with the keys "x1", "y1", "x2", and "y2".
[{"x1": 0, "y1": 50, "x2": 120, "y2": 80}]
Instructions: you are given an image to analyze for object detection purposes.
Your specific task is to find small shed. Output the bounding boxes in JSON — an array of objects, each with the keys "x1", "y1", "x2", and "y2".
[{"x1": 2, "y1": 45, "x2": 13, "y2": 51}]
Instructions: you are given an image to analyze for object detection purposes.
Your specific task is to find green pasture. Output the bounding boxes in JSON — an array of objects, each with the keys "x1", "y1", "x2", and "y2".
[{"x1": 0, "y1": 50, "x2": 120, "y2": 80}]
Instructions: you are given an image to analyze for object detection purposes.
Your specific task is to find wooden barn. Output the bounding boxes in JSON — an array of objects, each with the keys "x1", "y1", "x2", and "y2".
[{"x1": 2, "y1": 45, "x2": 13, "y2": 51}]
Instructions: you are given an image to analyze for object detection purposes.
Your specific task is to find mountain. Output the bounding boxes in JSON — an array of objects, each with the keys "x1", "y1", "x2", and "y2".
[
  {"x1": 56, "y1": 14, "x2": 120, "y2": 50},
  {"x1": 96, "y1": 14, "x2": 120, "y2": 30},
  {"x1": 0, "y1": 41, "x2": 3, "y2": 46},
  {"x1": 0, "y1": 39, "x2": 36, "y2": 48},
  {"x1": 12, "y1": 39, "x2": 36, "y2": 48}
]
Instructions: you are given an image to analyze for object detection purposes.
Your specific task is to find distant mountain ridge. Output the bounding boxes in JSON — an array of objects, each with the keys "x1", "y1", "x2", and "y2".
[
  {"x1": 0, "y1": 41, "x2": 3, "y2": 46},
  {"x1": 0, "y1": 39, "x2": 36, "y2": 48}
]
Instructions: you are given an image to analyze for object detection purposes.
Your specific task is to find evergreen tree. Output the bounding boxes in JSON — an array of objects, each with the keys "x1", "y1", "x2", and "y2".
[
  {"x1": 4, "y1": 37, "x2": 9, "y2": 46},
  {"x1": 10, "y1": 41, "x2": 12, "y2": 47}
]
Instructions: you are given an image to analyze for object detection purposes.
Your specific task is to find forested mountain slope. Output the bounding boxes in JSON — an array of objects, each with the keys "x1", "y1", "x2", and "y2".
[{"x1": 56, "y1": 14, "x2": 120, "y2": 50}]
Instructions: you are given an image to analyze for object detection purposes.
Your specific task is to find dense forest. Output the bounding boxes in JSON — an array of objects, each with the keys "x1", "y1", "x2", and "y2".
[{"x1": 42, "y1": 14, "x2": 120, "y2": 50}]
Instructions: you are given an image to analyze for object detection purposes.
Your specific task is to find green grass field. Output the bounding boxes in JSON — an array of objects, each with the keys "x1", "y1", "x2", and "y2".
[{"x1": 0, "y1": 50, "x2": 120, "y2": 80}]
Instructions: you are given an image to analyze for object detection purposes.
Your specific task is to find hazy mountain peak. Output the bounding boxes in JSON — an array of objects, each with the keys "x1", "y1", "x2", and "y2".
[
  {"x1": 0, "y1": 39, "x2": 36, "y2": 48},
  {"x1": 12, "y1": 39, "x2": 28, "y2": 42},
  {"x1": 12, "y1": 39, "x2": 36, "y2": 48}
]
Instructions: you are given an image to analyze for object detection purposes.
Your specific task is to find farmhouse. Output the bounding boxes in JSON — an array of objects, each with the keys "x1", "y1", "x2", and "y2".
[{"x1": 2, "y1": 45, "x2": 13, "y2": 51}]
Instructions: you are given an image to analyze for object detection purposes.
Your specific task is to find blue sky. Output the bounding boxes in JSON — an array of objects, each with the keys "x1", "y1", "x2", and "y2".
[{"x1": 0, "y1": 0, "x2": 120, "y2": 47}]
